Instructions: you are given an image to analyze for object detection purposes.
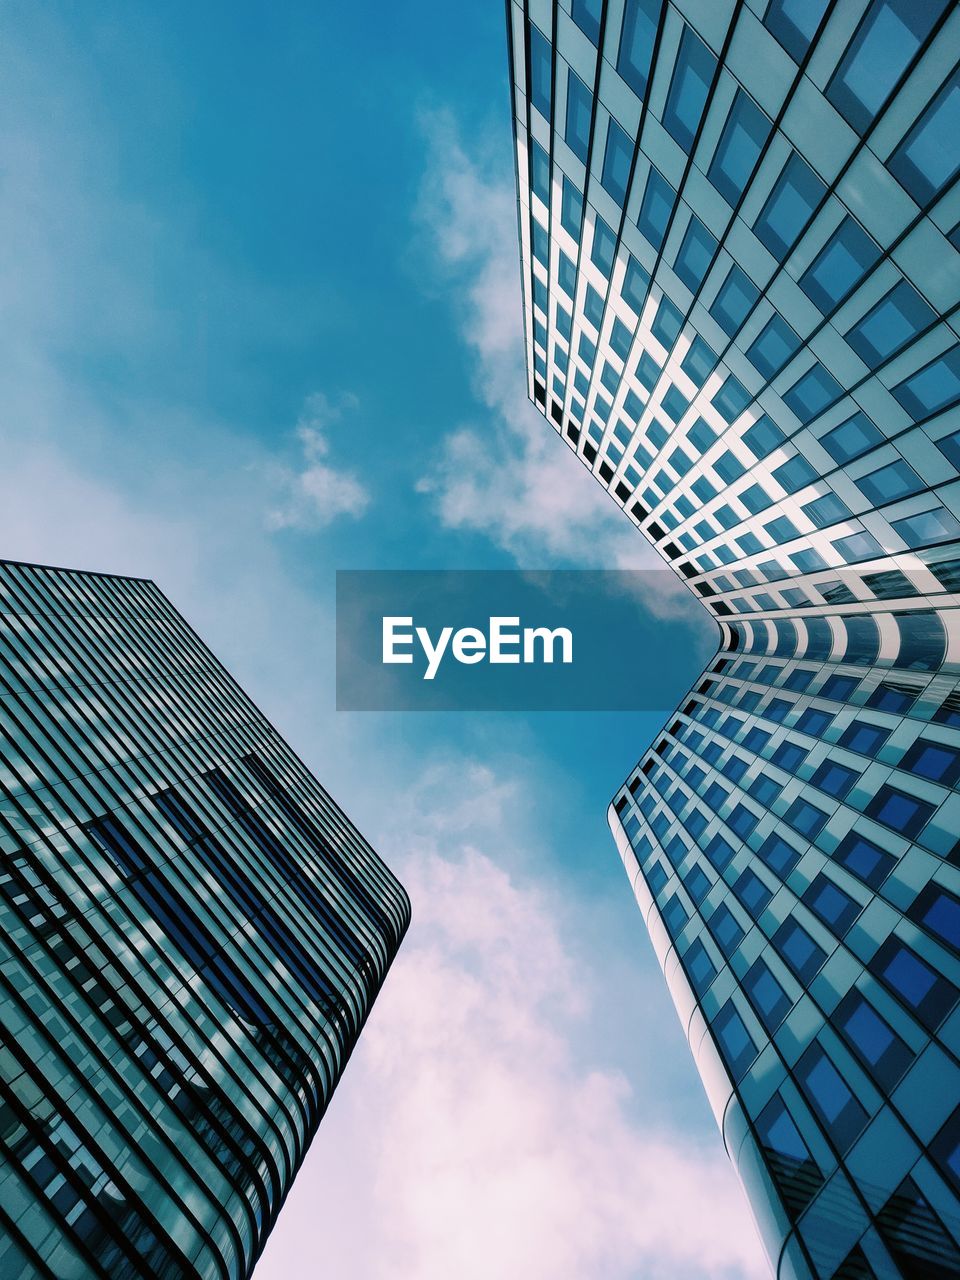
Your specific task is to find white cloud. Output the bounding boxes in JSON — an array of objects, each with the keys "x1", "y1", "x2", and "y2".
[
  {"x1": 256, "y1": 760, "x2": 768, "y2": 1280},
  {"x1": 413, "y1": 111, "x2": 659, "y2": 571},
  {"x1": 265, "y1": 392, "x2": 371, "y2": 532}
]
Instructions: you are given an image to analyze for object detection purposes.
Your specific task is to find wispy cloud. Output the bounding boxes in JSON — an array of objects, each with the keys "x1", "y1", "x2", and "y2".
[
  {"x1": 412, "y1": 111, "x2": 658, "y2": 571},
  {"x1": 257, "y1": 759, "x2": 768, "y2": 1280},
  {"x1": 265, "y1": 392, "x2": 371, "y2": 532}
]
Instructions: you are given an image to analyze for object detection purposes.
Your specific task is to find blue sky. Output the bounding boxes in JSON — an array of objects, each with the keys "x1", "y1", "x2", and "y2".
[{"x1": 1, "y1": 4, "x2": 766, "y2": 1276}]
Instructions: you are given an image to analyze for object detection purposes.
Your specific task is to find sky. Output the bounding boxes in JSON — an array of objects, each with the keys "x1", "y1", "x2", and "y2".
[{"x1": 0, "y1": 3, "x2": 768, "y2": 1277}]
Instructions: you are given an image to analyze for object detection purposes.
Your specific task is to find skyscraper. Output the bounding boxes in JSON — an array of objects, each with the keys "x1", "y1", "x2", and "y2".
[
  {"x1": 507, "y1": 1, "x2": 960, "y2": 1275},
  {"x1": 0, "y1": 560, "x2": 410, "y2": 1279}
]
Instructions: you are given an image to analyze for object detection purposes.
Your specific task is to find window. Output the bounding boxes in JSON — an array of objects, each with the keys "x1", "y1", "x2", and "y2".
[
  {"x1": 709, "y1": 89, "x2": 772, "y2": 208},
  {"x1": 839, "y1": 720, "x2": 890, "y2": 756},
  {"x1": 764, "y1": 0, "x2": 831, "y2": 62},
  {"x1": 845, "y1": 281, "x2": 935, "y2": 369},
  {"x1": 936, "y1": 428, "x2": 960, "y2": 468},
  {"x1": 747, "y1": 314, "x2": 801, "y2": 380},
  {"x1": 674, "y1": 216, "x2": 718, "y2": 292},
  {"x1": 710, "y1": 903, "x2": 744, "y2": 957},
  {"x1": 636, "y1": 350, "x2": 662, "y2": 390},
  {"x1": 866, "y1": 785, "x2": 935, "y2": 839},
  {"x1": 744, "y1": 959, "x2": 791, "y2": 1031},
  {"x1": 804, "y1": 873, "x2": 861, "y2": 934},
  {"x1": 785, "y1": 796, "x2": 829, "y2": 839},
  {"x1": 571, "y1": 0, "x2": 602, "y2": 44},
  {"x1": 683, "y1": 938, "x2": 717, "y2": 995},
  {"x1": 758, "y1": 832, "x2": 801, "y2": 876},
  {"x1": 892, "y1": 346, "x2": 960, "y2": 421},
  {"x1": 812, "y1": 761, "x2": 858, "y2": 800},
  {"x1": 579, "y1": 333, "x2": 597, "y2": 367},
  {"x1": 734, "y1": 868, "x2": 773, "y2": 916},
  {"x1": 637, "y1": 166, "x2": 675, "y2": 249},
  {"x1": 892, "y1": 506, "x2": 960, "y2": 549},
  {"x1": 617, "y1": 0, "x2": 662, "y2": 100},
  {"x1": 710, "y1": 265, "x2": 760, "y2": 336},
  {"x1": 820, "y1": 411, "x2": 882, "y2": 463},
  {"x1": 894, "y1": 609, "x2": 946, "y2": 670},
  {"x1": 584, "y1": 284, "x2": 605, "y2": 328},
  {"x1": 565, "y1": 71, "x2": 593, "y2": 162},
  {"x1": 681, "y1": 338, "x2": 717, "y2": 386},
  {"x1": 857, "y1": 458, "x2": 924, "y2": 506},
  {"x1": 835, "y1": 990, "x2": 913, "y2": 1089},
  {"x1": 712, "y1": 374, "x2": 751, "y2": 423},
  {"x1": 742, "y1": 414, "x2": 785, "y2": 459},
  {"x1": 835, "y1": 831, "x2": 894, "y2": 888},
  {"x1": 662, "y1": 894, "x2": 689, "y2": 935},
  {"x1": 930, "y1": 1109, "x2": 960, "y2": 1199},
  {"x1": 800, "y1": 217, "x2": 880, "y2": 313},
  {"x1": 795, "y1": 707, "x2": 832, "y2": 736},
  {"x1": 713, "y1": 1001, "x2": 757, "y2": 1079},
  {"x1": 796, "y1": 1043, "x2": 868, "y2": 1152},
  {"x1": 622, "y1": 255, "x2": 650, "y2": 314},
  {"x1": 558, "y1": 251, "x2": 577, "y2": 297},
  {"x1": 864, "y1": 569, "x2": 917, "y2": 599},
  {"x1": 651, "y1": 295, "x2": 684, "y2": 349},
  {"x1": 871, "y1": 938, "x2": 959, "y2": 1029},
  {"x1": 532, "y1": 220, "x2": 549, "y2": 267},
  {"x1": 662, "y1": 26, "x2": 717, "y2": 153},
  {"x1": 529, "y1": 23, "x2": 553, "y2": 118},
  {"x1": 784, "y1": 362, "x2": 843, "y2": 423},
  {"x1": 755, "y1": 1095, "x2": 823, "y2": 1215},
  {"x1": 753, "y1": 153, "x2": 827, "y2": 261},
  {"x1": 561, "y1": 177, "x2": 584, "y2": 238},
  {"x1": 773, "y1": 918, "x2": 827, "y2": 983},
  {"x1": 705, "y1": 833, "x2": 736, "y2": 872},
  {"x1": 602, "y1": 120, "x2": 634, "y2": 206},
  {"x1": 825, "y1": 0, "x2": 948, "y2": 136},
  {"x1": 902, "y1": 739, "x2": 960, "y2": 787},
  {"x1": 662, "y1": 386, "x2": 689, "y2": 423},
  {"x1": 715, "y1": 451, "x2": 745, "y2": 482},
  {"x1": 530, "y1": 138, "x2": 550, "y2": 203},
  {"x1": 684, "y1": 864, "x2": 711, "y2": 904},
  {"x1": 610, "y1": 318, "x2": 633, "y2": 359},
  {"x1": 888, "y1": 68, "x2": 960, "y2": 205},
  {"x1": 591, "y1": 215, "x2": 617, "y2": 276},
  {"x1": 910, "y1": 885, "x2": 960, "y2": 957}
]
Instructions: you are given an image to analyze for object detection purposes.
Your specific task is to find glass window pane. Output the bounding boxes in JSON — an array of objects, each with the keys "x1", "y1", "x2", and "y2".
[
  {"x1": 565, "y1": 69, "x2": 593, "y2": 162},
  {"x1": 617, "y1": 0, "x2": 662, "y2": 100},
  {"x1": 892, "y1": 346, "x2": 960, "y2": 421},
  {"x1": 888, "y1": 68, "x2": 960, "y2": 205},
  {"x1": 754, "y1": 153, "x2": 827, "y2": 261},
  {"x1": 561, "y1": 176, "x2": 584, "y2": 238},
  {"x1": 765, "y1": 0, "x2": 831, "y2": 62},
  {"x1": 662, "y1": 26, "x2": 717, "y2": 153},
  {"x1": 800, "y1": 216, "x2": 880, "y2": 313},
  {"x1": 845, "y1": 280, "x2": 935, "y2": 369},
  {"x1": 602, "y1": 120, "x2": 634, "y2": 206},
  {"x1": 708, "y1": 88, "x2": 772, "y2": 206},
  {"x1": 637, "y1": 166, "x2": 676, "y2": 249},
  {"x1": 529, "y1": 23, "x2": 553, "y2": 118},
  {"x1": 746, "y1": 314, "x2": 801, "y2": 379},
  {"x1": 674, "y1": 216, "x2": 718, "y2": 292},
  {"x1": 820, "y1": 410, "x2": 883, "y2": 462},
  {"x1": 710, "y1": 265, "x2": 760, "y2": 335},
  {"x1": 572, "y1": 0, "x2": 602, "y2": 45}
]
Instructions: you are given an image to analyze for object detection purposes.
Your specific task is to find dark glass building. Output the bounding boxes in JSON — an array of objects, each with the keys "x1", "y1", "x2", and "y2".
[
  {"x1": 508, "y1": 1, "x2": 960, "y2": 1275},
  {"x1": 0, "y1": 560, "x2": 409, "y2": 1279}
]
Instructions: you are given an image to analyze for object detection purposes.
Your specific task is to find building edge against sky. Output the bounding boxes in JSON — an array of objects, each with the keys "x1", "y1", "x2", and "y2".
[
  {"x1": 507, "y1": 1, "x2": 960, "y2": 1277},
  {"x1": 0, "y1": 559, "x2": 410, "y2": 1280}
]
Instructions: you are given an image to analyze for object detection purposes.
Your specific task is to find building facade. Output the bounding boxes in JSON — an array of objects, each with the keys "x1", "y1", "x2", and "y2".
[
  {"x1": 0, "y1": 561, "x2": 410, "y2": 1279},
  {"x1": 507, "y1": 1, "x2": 960, "y2": 1276}
]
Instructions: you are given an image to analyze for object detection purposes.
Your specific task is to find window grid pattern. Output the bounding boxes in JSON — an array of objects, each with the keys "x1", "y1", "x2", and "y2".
[{"x1": 0, "y1": 560, "x2": 410, "y2": 1280}]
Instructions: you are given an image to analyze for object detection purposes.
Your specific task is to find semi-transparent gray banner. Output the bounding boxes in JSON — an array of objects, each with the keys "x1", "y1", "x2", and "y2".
[{"x1": 336, "y1": 570, "x2": 716, "y2": 711}]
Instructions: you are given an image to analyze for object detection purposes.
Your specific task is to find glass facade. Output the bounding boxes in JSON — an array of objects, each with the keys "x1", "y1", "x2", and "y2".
[
  {"x1": 0, "y1": 560, "x2": 409, "y2": 1279},
  {"x1": 508, "y1": 1, "x2": 960, "y2": 1275}
]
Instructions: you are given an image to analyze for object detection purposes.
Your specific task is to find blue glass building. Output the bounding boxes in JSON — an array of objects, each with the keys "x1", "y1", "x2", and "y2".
[
  {"x1": 507, "y1": 1, "x2": 960, "y2": 1274},
  {"x1": 0, "y1": 560, "x2": 409, "y2": 1279}
]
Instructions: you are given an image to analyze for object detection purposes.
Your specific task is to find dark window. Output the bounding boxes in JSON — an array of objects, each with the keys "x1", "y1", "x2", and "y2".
[
  {"x1": 871, "y1": 937, "x2": 959, "y2": 1029},
  {"x1": 785, "y1": 796, "x2": 829, "y2": 839},
  {"x1": 713, "y1": 1001, "x2": 757, "y2": 1079},
  {"x1": 622, "y1": 255, "x2": 650, "y2": 314},
  {"x1": 764, "y1": 0, "x2": 831, "y2": 62},
  {"x1": 753, "y1": 153, "x2": 826, "y2": 261},
  {"x1": 746, "y1": 314, "x2": 801, "y2": 379},
  {"x1": 892, "y1": 346, "x2": 960, "y2": 421},
  {"x1": 709, "y1": 902, "x2": 745, "y2": 957},
  {"x1": 820, "y1": 410, "x2": 882, "y2": 463},
  {"x1": 708, "y1": 89, "x2": 771, "y2": 206},
  {"x1": 528, "y1": 23, "x2": 553, "y2": 118},
  {"x1": 530, "y1": 138, "x2": 550, "y2": 203},
  {"x1": 683, "y1": 938, "x2": 717, "y2": 995},
  {"x1": 834, "y1": 831, "x2": 894, "y2": 888},
  {"x1": 811, "y1": 761, "x2": 858, "y2": 800},
  {"x1": 835, "y1": 989, "x2": 913, "y2": 1089},
  {"x1": 887, "y1": 66, "x2": 960, "y2": 205},
  {"x1": 866, "y1": 785, "x2": 935, "y2": 839},
  {"x1": 674, "y1": 216, "x2": 718, "y2": 292},
  {"x1": 617, "y1": 0, "x2": 662, "y2": 100},
  {"x1": 909, "y1": 885, "x2": 960, "y2": 957},
  {"x1": 758, "y1": 832, "x2": 801, "y2": 876},
  {"x1": 773, "y1": 918, "x2": 827, "y2": 983},
  {"x1": 744, "y1": 958, "x2": 791, "y2": 1031},
  {"x1": 796, "y1": 1043, "x2": 868, "y2": 1152},
  {"x1": 825, "y1": 0, "x2": 948, "y2": 135},
  {"x1": 637, "y1": 166, "x2": 676, "y2": 249},
  {"x1": 565, "y1": 69, "x2": 593, "y2": 162},
  {"x1": 681, "y1": 338, "x2": 718, "y2": 386},
  {"x1": 651, "y1": 295, "x2": 684, "y2": 348},
  {"x1": 742, "y1": 413, "x2": 785, "y2": 459},
  {"x1": 602, "y1": 120, "x2": 634, "y2": 205},
  {"x1": 845, "y1": 280, "x2": 935, "y2": 369},
  {"x1": 783, "y1": 361, "x2": 843, "y2": 423},
  {"x1": 571, "y1": 0, "x2": 603, "y2": 44},
  {"x1": 804, "y1": 873, "x2": 861, "y2": 935},
  {"x1": 712, "y1": 374, "x2": 751, "y2": 423},
  {"x1": 733, "y1": 868, "x2": 773, "y2": 916},
  {"x1": 662, "y1": 26, "x2": 717, "y2": 153},
  {"x1": 901, "y1": 739, "x2": 960, "y2": 787},
  {"x1": 930, "y1": 1108, "x2": 960, "y2": 1198},
  {"x1": 561, "y1": 176, "x2": 584, "y2": 237},
  {"x1": 876, "y1": 1177, "x2": 960, "y2": 1278},
  {"x1": 800, "y1": 217, "x2": 880, "y2": 313},
  {"x1": 710, "y1": 265, "x2": 760, "y2": 335}
]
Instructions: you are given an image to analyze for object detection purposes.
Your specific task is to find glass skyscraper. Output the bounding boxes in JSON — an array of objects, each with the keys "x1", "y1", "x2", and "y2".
[
  {"x1": 507, "y1": 1, "x2": 960, "y2": 1275},
  {"x1": 0, "y1": 560, "x2": 409, "y2": 1279}
]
